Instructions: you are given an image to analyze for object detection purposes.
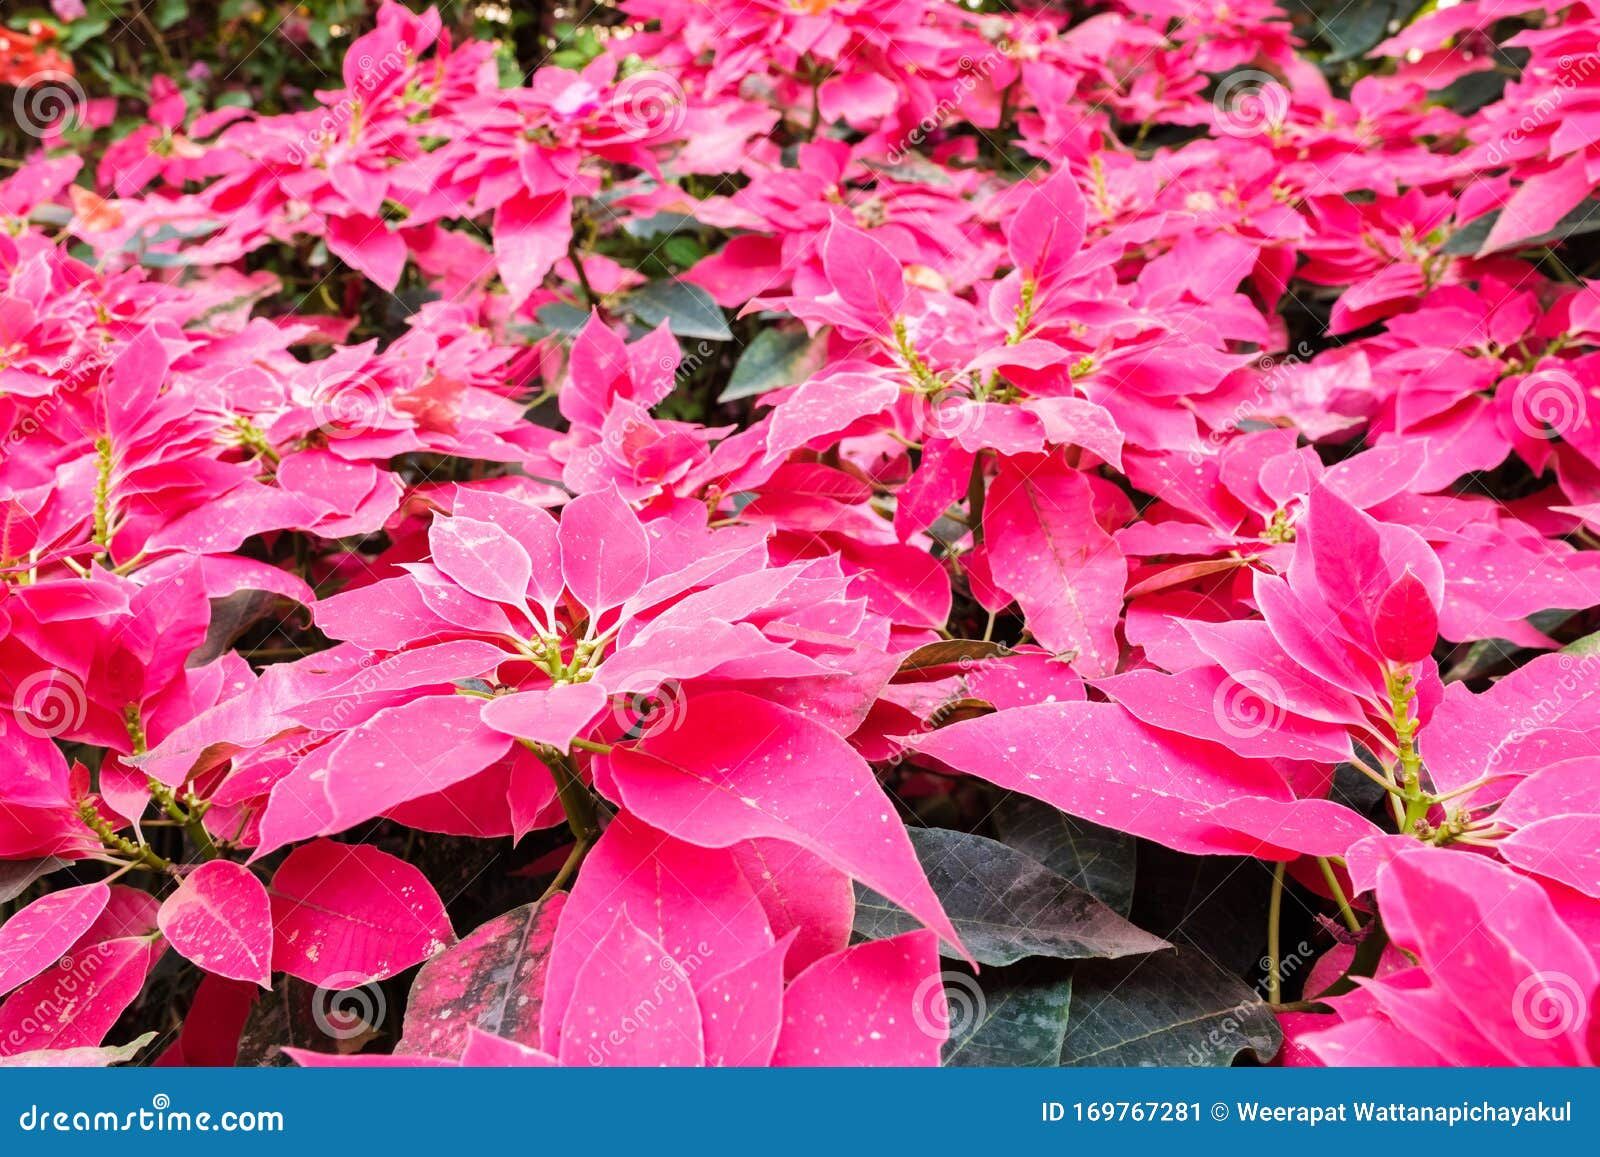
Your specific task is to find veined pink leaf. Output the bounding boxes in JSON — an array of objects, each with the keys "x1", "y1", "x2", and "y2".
[
  {"x1": 821, "y1": 222, "x2": 904, "y2": 329},
  {"x1": 0, "y1": 937, "x2": 161, "y2": 1056},
  {"x1": 1007, "y1": 168, "x2": 1086, "y2": 284},
  {"x1": 606, "y1": 690, "x2": 967, "y2": 962},
  {"x1": 0, "y1": 882, "x2": 109, "y2": 997},
  {"x1": 771, "y1": 931, "x2": 943, "y2": 1066},
  {"x1": 916, "y1": 700, "x2": 1294, "y2": 855},
  {"x1": 557, "y1": 908, "x2": 706, "y2": 1067},
  {"x1": 558, "y1": 487, "x2": 651, "y2": 613},
  {"x1": 429, "y1": 515, "x2": 534, "y2": 611},
  {"x1": 269, "y1": 841, "x2": 454, "y2": 986},
  {"x1": 157, "y1": 861, "x2": 273, "y2": 987},
  {"x1": 730, "y1": 838, "x2": 854, "y2": 979},
  {"x1": 480, "y1": 681, "x2": 608, "y2": 751},
  {"x1": 539, "y1": 814, "x2": 772, "y2": 1054},
  {"x1": 698, "y1": 933, "x2": 794, "y2": 1067},
  {"x1": 1373, "y1": 570, "x2": 1437, "y2": 664},
  {"x1": 985, "y1": 455, "x2": 1125, "y2": 674},
  {"x1": 258, "y1": 694, "x2": 512, "y2": 853},
  {"x1": 1498, "y1": 816, "x2": 1600, "y2": 899},
  {"x1": 494, "y1": 189, "x2": 571, "y2": 305}
]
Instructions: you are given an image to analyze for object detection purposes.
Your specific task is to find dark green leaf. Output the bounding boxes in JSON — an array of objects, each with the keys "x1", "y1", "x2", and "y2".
[
  {"x1": 718, "y1": 327, "x2": 827, "y2": 402},
  {"x1": 620, "y1": 279, "x2": 731, "y2": 340},
  {"x1": 942, "y1": 962, "x2": 1072, "y2": 1067},
  {"x1": 0, "y1": 858, "x2": 66, "y2": 906},
  {"x1": 1443, "y1": 197, "x2": 1600, "y2": 255},
  {"x1": 854, "y1": 828, "x2": 1168, "y2": 966},
  {"x1": 992, "y1": 794, "x2": 1138, "y2": 916},
  {"x1": 1062, "y1": 948, "x2": 1281, "y2": 1066},
  {"x1": 1130, "y1": 846, "x2": 1275, "y2": 975}
]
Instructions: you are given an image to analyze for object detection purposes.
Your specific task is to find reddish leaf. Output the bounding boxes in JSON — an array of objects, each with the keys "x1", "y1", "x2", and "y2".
[
  {"x1": 0, "y1": 882, "x2": 109, "y2": 997},
  {"x1": 771, "y1": 931, "x2": 943, "y2": 1066},
  {"x1": 396, "y1": 894, "x2": 565, "y2": 1058},
  {"x1": 158, "y1": 861, "x2": 273, "y2": 987},
  {"x1": 269, "y1": 841, "x2": 454, "y2": 986}
]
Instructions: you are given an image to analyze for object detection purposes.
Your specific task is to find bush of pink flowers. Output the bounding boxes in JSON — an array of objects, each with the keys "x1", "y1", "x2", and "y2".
[{"x1": 1, "y1": 0, "x2": 1598, "y2": 1068}]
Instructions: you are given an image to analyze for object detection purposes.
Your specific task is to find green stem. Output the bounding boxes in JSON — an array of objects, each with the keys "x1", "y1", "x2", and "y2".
[
  {"x1": 1266, "y1": 861, "x2": 1285, "y2": 1004},
  {"x1": 77, "y1": 800, "x2": 169, "y2": 872},
  {"x1": 966, "y1": 454, "x2": 988, "y2": 546},
  {"x1": 1317, "y1": 856, "x2": 1361, "y2": 933},
  {"x1": 524, "y1": 740, "x2": 600, "y2": 891},
  {"x1": 91, "y1": 436, "x2": 115, "y2": 558}
]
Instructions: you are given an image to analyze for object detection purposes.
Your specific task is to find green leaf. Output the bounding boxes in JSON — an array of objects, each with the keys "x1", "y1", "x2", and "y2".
[
  {"x1": 621, "y1": 279, "x2": 732, "y2": 341},
  {"x1": 718, "y1": 327, "x2": 827, "y2": 402},
  {"x1": 0, "y1": 858, "x2": 66, "y2": 906},
  {"x1": 992, "y1": 794, "x2": 1138, "y2": 916},
  {"x1": 942, "y1": 962, "x2": 1072, "y2": 1067},
  {"x1": 622, "y1": 212, "x2": 700, "y2": 240},
  {"x1": 1443, "y1": 196, "x2": 1600, "y2": 256},
  {"x1": 1286, "y1": 0, "x2": 1425, "y2": 63},
  {"x1": 1563, "y1": 629, "x2": 1600, "y2": 657},
  {"x1": 511, "y1": 301, "x2": 591, "y2": 342},
  {"x1": 153, "y1": 0, "x2": 189, "y2": 31},
  {"x1": 853, "y1": 828, "x2": 1169, "y2": 966},
  {"x1": 1062, "y1": 948, "x2": 1281, "y2": 1066}
]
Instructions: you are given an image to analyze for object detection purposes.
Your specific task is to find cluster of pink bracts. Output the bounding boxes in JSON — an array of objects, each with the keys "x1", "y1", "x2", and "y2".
[{"x1": 2, "y1": 0, "x2": 1600, "y2": 1068}]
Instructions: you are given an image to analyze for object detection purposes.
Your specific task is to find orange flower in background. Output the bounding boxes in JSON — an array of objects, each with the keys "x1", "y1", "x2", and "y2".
[{"x1": 0, "y1": 21, "x2": 73, "y2": 88}]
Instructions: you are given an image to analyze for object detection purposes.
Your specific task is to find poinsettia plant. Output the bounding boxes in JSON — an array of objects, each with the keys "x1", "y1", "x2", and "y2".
[{"x1": 2, "y1": 0, "x2": 1600, "y2": 1069}]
